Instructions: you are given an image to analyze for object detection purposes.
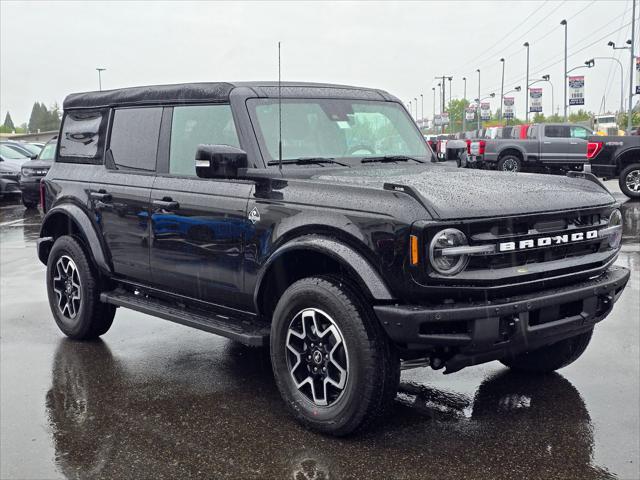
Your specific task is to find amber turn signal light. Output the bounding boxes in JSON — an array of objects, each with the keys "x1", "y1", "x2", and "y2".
[{"x1": 410, "y1": 234, "x2": 419, "y2": 265}]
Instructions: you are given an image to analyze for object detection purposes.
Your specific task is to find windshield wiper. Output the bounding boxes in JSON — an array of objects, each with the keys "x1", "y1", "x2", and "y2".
[
  {"x1": 361, "y1": 155, "x2": 425, "y2": 164},
  {"x1": 267, "y1": 157, "x2": 349, "y2": 167}
]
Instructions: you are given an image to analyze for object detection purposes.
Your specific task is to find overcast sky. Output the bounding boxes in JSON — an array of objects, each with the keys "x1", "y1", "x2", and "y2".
[{"x1": 1, "y1": 0, "x2": 638, "y2": 126}]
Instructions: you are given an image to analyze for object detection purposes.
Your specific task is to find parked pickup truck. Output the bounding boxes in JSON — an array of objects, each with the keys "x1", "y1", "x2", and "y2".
[
  {"x1": 468, "y1": 123, "x2": 592, "y2": 172},
  {"x1": 37, "y1": 82, "x2": 629, "y2": 436},
  {"x1": 587, "y1": 135, "x2": 640, "y2": 198}
]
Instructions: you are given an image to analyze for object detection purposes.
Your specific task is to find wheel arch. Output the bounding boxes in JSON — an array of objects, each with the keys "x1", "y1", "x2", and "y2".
[
  {"x1": 615, "y1": 147, "x2": 640, "y2": 172},
  {"x1": 254, "y1": 235, "x2": 395, "y2": 318},
  {"x1": 38, "y1": 202, "x2": 111, "y2": 275},
  {"x1": 497, "y1": 147, "x2": 525, "y2": 161}
]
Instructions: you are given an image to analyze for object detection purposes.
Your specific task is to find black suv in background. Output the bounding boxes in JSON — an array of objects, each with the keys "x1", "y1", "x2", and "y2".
[
  {"x1": 18, "y1": 136, "x2": 57, "y2": 208},
  {"x1": 38, "y1": 82, "x2": 629, "y2": 435}
]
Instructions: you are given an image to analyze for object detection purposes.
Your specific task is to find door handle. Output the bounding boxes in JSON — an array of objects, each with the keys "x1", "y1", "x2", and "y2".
[
  {"x1": 90, "y1": 190, "x2": 112, "y2": 202},
  {"x1": 153, "y1": 198, "x2": 179, "y2": 210},
  {"x1": 543, "y1": 141, "x2": 552, "y2": 144},
  {"x1": 570, "y1": 142, "x2": 578, "y2": 145}
]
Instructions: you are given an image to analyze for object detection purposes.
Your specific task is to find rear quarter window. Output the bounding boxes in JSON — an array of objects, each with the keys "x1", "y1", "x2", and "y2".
[{"x1": 58, "y1": 110, "x2": 107, "y2": 163}]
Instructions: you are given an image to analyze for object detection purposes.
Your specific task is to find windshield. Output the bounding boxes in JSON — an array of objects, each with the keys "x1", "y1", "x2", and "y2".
[
  {"x1": 247, "y1": 99, "x2": 429, "y2": 165},
  {"x1": 38, "y1": 141, "x2": 56, "y2": 161},
  {"x1": 596, "y1": 116, "x2": 616, "y2": 124},
  {"x1": 0, "y1": 144, "x2": 29, "y2": 161}
]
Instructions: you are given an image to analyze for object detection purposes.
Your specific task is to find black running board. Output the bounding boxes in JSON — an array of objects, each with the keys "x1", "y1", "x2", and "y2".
[{"x1": 100, "y1": 289, "x2": 269, "y2": 347}]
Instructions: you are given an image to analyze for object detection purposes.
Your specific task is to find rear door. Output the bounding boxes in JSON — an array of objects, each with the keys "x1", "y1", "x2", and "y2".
[
  {"x1": 150, "y1": 104, "x2": 253, "y2": 310},
  {"x1": 567, "y1": 125, "x2": 590, "y2": 164},
  {"x1": 92, "y1": 107, "x2": 161, "y2": 282},
  {"x1": 540, "y1": 125, "x2": 569, "y2": 164}
]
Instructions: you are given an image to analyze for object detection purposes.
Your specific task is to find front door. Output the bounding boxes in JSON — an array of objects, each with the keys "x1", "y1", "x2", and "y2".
[
  {"x1": 540, "y1": 125, "x2": 569, "y2": 164},
  {"x1": 567, "y1": 125, "x2": 590, "y2": 165},
  {"x1": 93, "y1": 106, "x2": 162, "y2": 282},
  {"x1": 149, "y1": 104, "x2": 253, "y2": 309}
]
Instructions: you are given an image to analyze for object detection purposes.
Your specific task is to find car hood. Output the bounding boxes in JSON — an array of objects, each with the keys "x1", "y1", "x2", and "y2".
[
  {"x1": 0, "y1": 160, "x2": 22, "y2": 173},
  {"x1": 23, "y1": 159, "x2": 52, "y2": 169},
  {"x1": 311, "y1": 164, "x2": 616, "y2": 219}
]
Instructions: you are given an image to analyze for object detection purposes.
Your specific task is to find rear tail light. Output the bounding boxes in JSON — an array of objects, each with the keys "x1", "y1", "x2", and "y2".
[
  {"x1": 39, "y1": 180, "x2": 46, "y2": 211},
  {"x1": 478, "y1": 140, "x2": 486, "y2": 155},
  {"x1": 466, "y1": 139, "x2": 471, "y2": 154},
  {"x1": 586, "y1": 141, "x2": 603, "y2": 159}
]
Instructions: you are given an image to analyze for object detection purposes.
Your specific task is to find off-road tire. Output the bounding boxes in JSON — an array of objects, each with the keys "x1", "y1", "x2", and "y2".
[
  {"x1": 270, "y1": 276, "x2": 400, "y2": 436},
  {"x1": 47, "y1": 235, "x2": 115, "y2": 340},
  {"x1": 22, "y1": 199, "x2": 38, "y2": 209},
  {"x1": 619, "y1": 163, "x2": 640, "y2": 199},
  {"x1": 500, "y1": 328, "x2": 593, "y2": 373},
  {"x1": 497, "y1": 154, "x2": 522, "y2": 172}
]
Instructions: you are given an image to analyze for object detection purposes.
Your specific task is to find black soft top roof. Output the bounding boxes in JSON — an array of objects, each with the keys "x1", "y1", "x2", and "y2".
[{"x1": 62, "y1": 81, "x2": 394, "y2": 110}]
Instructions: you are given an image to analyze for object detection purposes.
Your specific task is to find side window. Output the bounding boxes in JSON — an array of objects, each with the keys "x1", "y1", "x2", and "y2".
[
  {"x1": 59, "y1": 111, "x2": 104, "y2": 160},
  {"x1": 570, "y1": 126, "x2": 589, "y2": 139},
  {"x1": 109, "y1": 107, "x2": 162, "y2": 171},
  {"x1": 544, "y1": 125, "x2": 570, "y2": 138},
  {"x1": 169, "y1": 105, "x2": 239, "y2": 176}
]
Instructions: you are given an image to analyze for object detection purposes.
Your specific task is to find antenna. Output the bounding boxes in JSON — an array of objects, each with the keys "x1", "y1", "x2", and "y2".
[{"x1": 278, "y1": 41, "x2": 283, "y2": 172}]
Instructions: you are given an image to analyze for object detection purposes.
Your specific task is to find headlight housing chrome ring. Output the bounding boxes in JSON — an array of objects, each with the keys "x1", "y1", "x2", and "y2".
[
  {"x1": 429, "y1": 228, "x2": 470, "y2": 276},
  {"x1": 607, "y1": 209, "x2": 623, "y2": 249}
]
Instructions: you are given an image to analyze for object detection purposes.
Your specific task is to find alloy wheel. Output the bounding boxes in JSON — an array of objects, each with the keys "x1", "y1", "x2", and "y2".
[
  {"x1": 52, "y1": 255, "x2": 82, "y2": 320},
  {"x1": 285, "y1": 308, "x2": 349, "y2": 406},
  {"x1": 502, "y1": 158, "x2": 519, "y2": 172},
  {"x1": 625, "y1": 169, "x2": 640, "y2": 192}
]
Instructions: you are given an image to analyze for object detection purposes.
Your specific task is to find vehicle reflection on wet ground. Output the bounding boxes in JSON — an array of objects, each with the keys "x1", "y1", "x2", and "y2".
[{"x1": 1, "y1": 189, "x2": 638, "y2": 479}]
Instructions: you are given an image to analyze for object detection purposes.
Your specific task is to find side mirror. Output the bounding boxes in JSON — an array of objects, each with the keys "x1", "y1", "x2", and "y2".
[
  {"x1": 30, "y1": 154, "x2": 38, "y2": 160},
  {"x1": 195, "y1": 144, "x2": 248, "y2": 179}
]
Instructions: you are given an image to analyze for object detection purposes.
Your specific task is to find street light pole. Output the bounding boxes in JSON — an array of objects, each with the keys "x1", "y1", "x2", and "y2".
[
  {"x1": 541, "y1": 75, "x2": 555, "y2": 116},
  {"x1": 414, "y1": 97, "x2": 418, "y2": 121},
  {"x1": 629, "y1": 0, "x2": 636, "y2": 133},
  {"x1": 462, "y1": 77, "x2": 467, "y2": 133},
  {"x1": 96, "y1": 67, "x2": 106, "y2": 91},
  {"x1": 476, "y1": 69, "x2": 481, "y2": 130},
  {"x1": 524, "y1": 43, "x2": 530, "y2": 122},
  {"x1": 432, "y1": 87, "x2": 436, "y2": 128},
  {"x1": 561, "y1": 19, "x2": 568, "y2": 121},
  {"x1": 588, "y1": 57, "x2": 624, "y2": 113},
  {"x1": 500, "y1": 58, "x2": 505, "y2": 122}
]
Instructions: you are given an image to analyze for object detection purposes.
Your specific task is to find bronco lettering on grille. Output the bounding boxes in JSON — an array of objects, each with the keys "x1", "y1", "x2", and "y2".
[{"x1": 498, "y1": 229, "x2": 599, "y2": 252}]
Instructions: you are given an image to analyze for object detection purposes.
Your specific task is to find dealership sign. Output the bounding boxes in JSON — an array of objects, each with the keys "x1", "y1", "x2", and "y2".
[
  {"x1": 529, "y1": 88, "x2": 542, "y2": 113},
  {"x1": 434, "y1": 114, "x2": 442, "y2": 126},
  {"x1": 441, "y1": 112, "x2": 450, "y2": 125},
  {"x1": 480, "y1": 102, "x2": 491, "y2": 120},
  {"x1": 569, "y1": 76, "x2": 585, "y2": 106},
  {"x1": 465, "y1": 107, "x2": 475, "y2": 121},
  {"x1": 503, "y1": 97, "x2": 515, "y2": 119}
]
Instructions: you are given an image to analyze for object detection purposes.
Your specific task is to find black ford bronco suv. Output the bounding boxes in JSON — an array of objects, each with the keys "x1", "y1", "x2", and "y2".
[{"x1": 38, "y1": 82, "x2": 630, "y2": 436}]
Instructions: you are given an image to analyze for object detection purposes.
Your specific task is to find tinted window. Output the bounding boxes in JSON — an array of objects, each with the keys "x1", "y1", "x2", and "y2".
[
  {"x1": 109, "y1": 107, "x2": 162, "y2": 171},
  {"x1": 545, "y1": 125, "x2": 570, "y2": 138},
  {"x1": 169, "y1": 105, "x2": 239, "y2": 176},
  {"x1": 38, "y1": 141, "x2": 56, "y2": 161},
  {"x1": 570, "y1": 126, "x2": 589, "y2": 139},
  {"x1": 527, "y1": 126, "x2": 537, "y2": 139},
  {"x1": 59, "y1": 111, "x2": 103, "y2": 159}
]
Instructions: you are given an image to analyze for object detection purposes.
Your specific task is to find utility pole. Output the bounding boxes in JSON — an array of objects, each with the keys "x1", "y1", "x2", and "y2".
[
  {"x1": 561, "y1": 19, "x2": 568, "y2": 121},
  {"x1": 500, "y1": 58, "x2": 505, "y2": 122},
  {"x1": 435, "y1": 75, "x2": 452, "y2": 133},
  {"x1": 420, "y1": 94, "x2": 424, "y2": 128},
  {"x1": 476, "y1": 69, "x2": 481, "y2": 130},
  {"x1": 524, "y1": 43, "x2": 530, "y2": 122},
  {"x1": 432, "y1": 87, "x2": 436, "y2": 129},
  {"x1": 628, "y1": 0, "x2": 636, "y2": 133}
]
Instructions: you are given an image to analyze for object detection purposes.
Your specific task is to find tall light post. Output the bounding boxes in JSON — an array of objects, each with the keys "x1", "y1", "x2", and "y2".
[
  {"x1": 561, "y1": 19, "x2": 568, "y2": 121},
  {"x1": 499, "y1": 58, "x2": 505, "y2": 122},
  {"x1": 588, "y1": 57, "x2": 624, "y2": 113},
  {"x1": 420, "y1": 94, "x2": 424, "y2": 128},
  {"x1": 462, "y1": 77, "x2": 467, "y2": 133},
  {"x1": 96, "y1": 67, "x2": 106, "y2": 91},
  {"x1": 564, "y1": 61, "x2": 595, "y2": 116},
  {"x1": 432, "y1": 87, "x2": 436, "y2": 126},
  {"x1": 414, "y1": 97, "x2": 418, "y2": 120},
  {"x1": 524, "y1": 42, "x2": 530, "y2": 122},
  {"x1": 608, "y1": 24, "x2": 636, "y2": 132},
  {"x1": 476, "y1": 69, "x2": 481, "y2": 130},
  {"x1": 409, "y1": 100, "x2": 413, "y2": 119}
]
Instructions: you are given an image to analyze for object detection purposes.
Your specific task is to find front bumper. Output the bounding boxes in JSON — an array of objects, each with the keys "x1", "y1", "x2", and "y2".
[
  {"x1": 18, "y1": 177, "x2": 42, "y2": 202},
  {"x1": 375, "y1": 266, "x2": 630, "y2": 372},
  {"x1": 0, "y1": 178, "x2": 20, "y2": 196}
]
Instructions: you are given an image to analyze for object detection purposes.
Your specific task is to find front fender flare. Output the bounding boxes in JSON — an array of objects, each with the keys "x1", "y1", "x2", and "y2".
[
  {"x1": 253, "y1": 235, "x2": 395, "y2": 311},
  {"x1": 39, "y1": 203, "x2": 111, "y2": 275}
]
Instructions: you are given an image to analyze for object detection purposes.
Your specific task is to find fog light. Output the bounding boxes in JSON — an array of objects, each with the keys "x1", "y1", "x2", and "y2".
[{"x1": 607, "y1": 209, "x2": 622, "y2": 249}]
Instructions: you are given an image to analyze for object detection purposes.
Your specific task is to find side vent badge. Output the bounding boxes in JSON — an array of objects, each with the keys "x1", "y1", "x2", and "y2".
[{"x1": 248, "y1": 207, "x2": 261, "y2": 224}]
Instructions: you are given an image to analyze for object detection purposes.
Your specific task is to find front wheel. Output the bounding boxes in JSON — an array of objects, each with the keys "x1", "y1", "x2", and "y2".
[
  {"x1": 497, "y1": 155, "x2": 522, "y2": 172},
  {"x1": 500, "y1": 329, "x2": 593, "y2": 374},
  {"x1": 270, "y1": 276, "x2": 400, "y2": 436},
  {"x1": 46, "y1": 235, "x2": 116, "y2": 340},
  {"x1": 619, "y1": 163, "x2": 640, "y2": 199}
]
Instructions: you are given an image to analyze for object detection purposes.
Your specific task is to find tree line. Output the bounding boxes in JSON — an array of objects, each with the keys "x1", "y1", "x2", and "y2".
[{"x1": 1, "y1": 102, "x2": 61, "y2": 134}]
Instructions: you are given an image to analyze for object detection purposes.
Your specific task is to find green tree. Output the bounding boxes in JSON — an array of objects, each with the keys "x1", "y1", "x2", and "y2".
[
  {"x1": 568, "y1": 109, "x2": 591, "y2": 123},
  {"x1": 3, "y1": 111, "x2": 15, "y2": 131}
]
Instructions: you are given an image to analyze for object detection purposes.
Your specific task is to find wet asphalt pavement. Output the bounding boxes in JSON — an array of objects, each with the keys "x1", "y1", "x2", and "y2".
[{"x1": 1, "y1": 179, "x2": 639, "y2": 480}]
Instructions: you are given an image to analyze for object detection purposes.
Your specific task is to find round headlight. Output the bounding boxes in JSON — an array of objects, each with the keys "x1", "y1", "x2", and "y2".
[
  {"x1": 429, "y1": 228, "x2": 469, "y2": 276},
  {"x1": 607, "y1": 209, "x2": 623, "y2": 249}
]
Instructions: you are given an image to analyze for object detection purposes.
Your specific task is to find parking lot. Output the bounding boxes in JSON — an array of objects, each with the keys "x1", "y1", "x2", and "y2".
[{"x1": 0, "y1": 178, "x2": 638, "y2": 480}]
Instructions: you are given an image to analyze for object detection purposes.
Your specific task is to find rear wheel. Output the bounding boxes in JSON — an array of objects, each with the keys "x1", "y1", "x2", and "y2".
[
  {"x1": 619, "y1": 163, "x2": 640, "y2": 199},
  {"x1": 47, "y1": 235, "x2": 116, "y2": 340},
  {"x1": 497, "y1": 155, "x2": 522, "y2": 172},
  {"x1": 270, "y1": 276, "x2": 399, "y2": 436},
  {"x1": 500, "y1": 329, "x2": 593, "y2": 373}
]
